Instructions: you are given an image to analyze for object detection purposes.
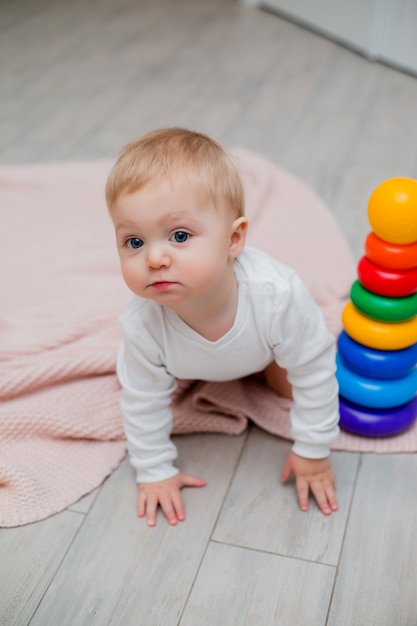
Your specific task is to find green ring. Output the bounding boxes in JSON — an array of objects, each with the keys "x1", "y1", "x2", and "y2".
[{"x1": 351, "y1": 280, "x2": 417, "y2": 321}]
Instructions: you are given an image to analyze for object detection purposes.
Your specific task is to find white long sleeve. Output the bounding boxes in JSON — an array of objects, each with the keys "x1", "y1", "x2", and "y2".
[
  {"x1": 117, "y1": 314, "x2": 179, "y2": 483},
  {"x1": 268, "y1": 269, "x2": 339, "y2": 458}
]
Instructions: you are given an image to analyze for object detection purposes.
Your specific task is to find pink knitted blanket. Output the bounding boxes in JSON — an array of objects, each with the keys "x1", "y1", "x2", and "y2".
[{"x1": 1, "y1": 148, "x2": 415, "y2": 527}]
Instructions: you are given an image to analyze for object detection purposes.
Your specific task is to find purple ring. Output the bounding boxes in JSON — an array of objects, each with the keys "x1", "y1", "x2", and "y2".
[{"x1": 339, "y1": 396, "x2": 417, "y2": 437}]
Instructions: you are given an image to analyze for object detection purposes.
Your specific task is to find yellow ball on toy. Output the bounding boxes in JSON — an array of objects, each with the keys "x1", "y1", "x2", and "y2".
[{"x1": 368, "y1": 177, "x2": 417, "y2": 244}]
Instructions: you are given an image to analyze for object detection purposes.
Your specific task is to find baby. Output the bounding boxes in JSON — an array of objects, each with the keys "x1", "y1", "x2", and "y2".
[{"x1": 106, "y1": 127, "x2": 340, "y2": 526}]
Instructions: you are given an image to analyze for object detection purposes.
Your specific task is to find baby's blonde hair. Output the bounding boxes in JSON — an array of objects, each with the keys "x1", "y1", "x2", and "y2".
[{"x1": 106, "y1": 127, "x2": 245, "y2": 217}]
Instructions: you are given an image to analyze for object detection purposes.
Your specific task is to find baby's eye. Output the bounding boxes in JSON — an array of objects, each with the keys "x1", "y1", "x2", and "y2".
[
  {"x1": 126, "y1": 237, "x2": 143, "y2": 249},
  {"x1": 171, "y1": 231, "x2": 189, "y2": 243}
]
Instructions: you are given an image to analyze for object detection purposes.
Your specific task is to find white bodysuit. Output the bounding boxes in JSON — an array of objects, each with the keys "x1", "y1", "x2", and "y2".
[{"x1": 117, "y1": 247, "x2": 340, "y2": 483}]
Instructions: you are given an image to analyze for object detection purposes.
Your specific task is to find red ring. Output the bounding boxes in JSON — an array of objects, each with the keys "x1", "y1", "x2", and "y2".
[
  {"x1": 365, "y1": 232, "x2": 417, "y2": 270},
  {"x1": 357, "y1": 256, "x2": 417, "y2": 297}
]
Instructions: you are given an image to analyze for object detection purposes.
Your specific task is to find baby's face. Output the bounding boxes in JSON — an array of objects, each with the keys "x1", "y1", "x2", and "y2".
[{"x1": 110, "y1": 176, "x2": 240, "y2": 307}]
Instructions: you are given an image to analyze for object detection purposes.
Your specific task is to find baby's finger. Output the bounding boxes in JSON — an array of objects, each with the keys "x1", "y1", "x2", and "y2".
[
  {"x1": 280, "y1": 456, "x2": 294, "y2": 483},
  {"x1": 180, "y1": 474, "x2": 207, "y2": 489},
  {"x1": 310, "y1": 481, "x2": 332, "y2": 515},
  {"x1": 137, "y1": 491, "x2": 147, "y2": 519},
  {"x1": 323, "y1": 477, "x2": 338, "y2": 512},
  {"x1": 171, "y1": 490, "x2": 186, "y2": 522},
  {"x1": 145, "y1": 495, "x2": 159, "y2": 527},
  {"x1": 295, "y1": 476, "x2": 310, "y2": 512},
  {"x1": 159, "y1": 495, "x2": 180, "y2": 526}
]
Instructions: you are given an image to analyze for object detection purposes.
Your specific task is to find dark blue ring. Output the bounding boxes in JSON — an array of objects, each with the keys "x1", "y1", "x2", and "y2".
[
  {"x1": 339, "y1": 396, "x2": 417, "y2": 437},
  {"x1": 337, "y1": 331, "x2": 417, "y2": 379}
]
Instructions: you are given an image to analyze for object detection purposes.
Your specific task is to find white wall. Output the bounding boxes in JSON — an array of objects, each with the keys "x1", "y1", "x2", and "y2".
[{"x1": 247, "y1": 0, "x2": 417, "y2": 75}]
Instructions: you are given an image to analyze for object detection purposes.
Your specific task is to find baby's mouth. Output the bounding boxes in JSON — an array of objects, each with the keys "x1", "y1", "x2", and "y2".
[{"x1": 150, "y1": 281, "x2": 177, "y2": 291}]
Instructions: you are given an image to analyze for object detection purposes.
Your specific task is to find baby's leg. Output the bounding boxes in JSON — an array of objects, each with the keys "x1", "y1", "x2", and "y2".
[{"x1": 263, "y1": 361, "x2": 293, "y2": 400}]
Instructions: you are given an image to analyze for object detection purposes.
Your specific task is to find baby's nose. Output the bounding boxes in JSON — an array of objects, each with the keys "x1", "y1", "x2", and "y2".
[{"x1": 147, "y1": 244, "x2": 171, "y2": 268}]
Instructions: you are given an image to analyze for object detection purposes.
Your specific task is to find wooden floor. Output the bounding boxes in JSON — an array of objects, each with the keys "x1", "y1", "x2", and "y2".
[{"x1": 2, "y1": 1, "x2": 417, "y2": 624}]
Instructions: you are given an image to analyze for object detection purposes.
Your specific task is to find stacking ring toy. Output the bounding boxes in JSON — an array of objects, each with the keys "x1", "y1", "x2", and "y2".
[
  {"x1": 357, "y1": 256, "x2": 417, "y2": 297},
  {"x1": 350, "y1": 280, "x2": 417, "y2": 321},
  {"x1": 337, "y1": 331, "x2": 417, "y2": 379},
  {"x1": 368, "y1": 177, "x2": 417, "y2": 244},
  {"x1": 342, "y1": 301, "x2": 417, "y2": 350},
  {"x1": 365, "y1": 233, "x2": 417, "y2": 270},
  {"x1": 336, "y1": 354, "x2": 417, "y2": 408},
  {"x1": 339, "y1": 396, "x2": 417, "y2": 437}
]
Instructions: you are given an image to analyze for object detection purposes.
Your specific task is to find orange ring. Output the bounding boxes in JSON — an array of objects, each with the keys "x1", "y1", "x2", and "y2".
[{"x1": 365, "y1": 232, "x2": 417, "y2": 270}]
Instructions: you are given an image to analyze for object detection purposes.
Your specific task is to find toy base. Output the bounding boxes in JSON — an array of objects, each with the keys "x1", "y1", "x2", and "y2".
[{"x1": 339, "y1": 396, "x2": 417, "y2": 438}]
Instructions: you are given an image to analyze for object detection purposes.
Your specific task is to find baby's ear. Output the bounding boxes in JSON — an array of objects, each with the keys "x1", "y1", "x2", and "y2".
[{"x1": 229, "y1": 217, "x2": 248, "y2": 259}]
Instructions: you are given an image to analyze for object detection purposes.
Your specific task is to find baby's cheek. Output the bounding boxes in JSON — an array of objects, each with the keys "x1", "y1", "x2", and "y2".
[
  {"x1": 190, "y1": 258, "x2": 225, "y2": 289},
  {"x1": 121, "y1": 261, "x2": 143, "y2": 293}
]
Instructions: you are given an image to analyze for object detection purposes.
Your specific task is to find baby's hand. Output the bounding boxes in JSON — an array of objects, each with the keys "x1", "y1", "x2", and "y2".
[
  {"x1": 137, "y1": 472, "x2": 206, "y2": 527},
  {"x1": 281, "y1": 452, "x2": 338, "y2": 515}
]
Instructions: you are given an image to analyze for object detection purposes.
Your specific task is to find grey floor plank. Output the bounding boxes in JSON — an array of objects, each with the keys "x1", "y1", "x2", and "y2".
[
  {"x1": 180, "y1": 541, "x2": 335, "y2": 626},
  {"x1": 278, "y1": 46, "x2": 384, "y2": 207},
  {"x1": 0, "y1": 511, "x2": 84, "y2": 626},
  {"x1": 67, "y1": 488, "x2": 100, "y2": 515},
  {"x1": 224, "y1": 17, "x2": 337, "y2": 162},
  {"x1": 29, "y1": 433, "x2": 247, "y2": 626},
  {"x1": 213, "y1": 427, "x2": 359, "y2": 566},
  {"x1": 328, "y1": 453, "x2": 417, "y2": 626}
]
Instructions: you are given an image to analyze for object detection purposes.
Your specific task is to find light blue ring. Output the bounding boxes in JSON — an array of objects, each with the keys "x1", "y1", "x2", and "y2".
[{"x1": 336, "y1": 353, "x2": 417, "y2": 409}]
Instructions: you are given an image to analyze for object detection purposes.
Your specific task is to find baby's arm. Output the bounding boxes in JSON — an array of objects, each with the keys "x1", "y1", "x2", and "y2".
[
  {"x1": 263, "y1": 360, "x2": 338, "y2": 514},
  {"x1": 118, "y1": 321, "x2": 206, "y2": 525},
  {"x1": 271, "y1": 272, "x2": 340, "y2": 515}
]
